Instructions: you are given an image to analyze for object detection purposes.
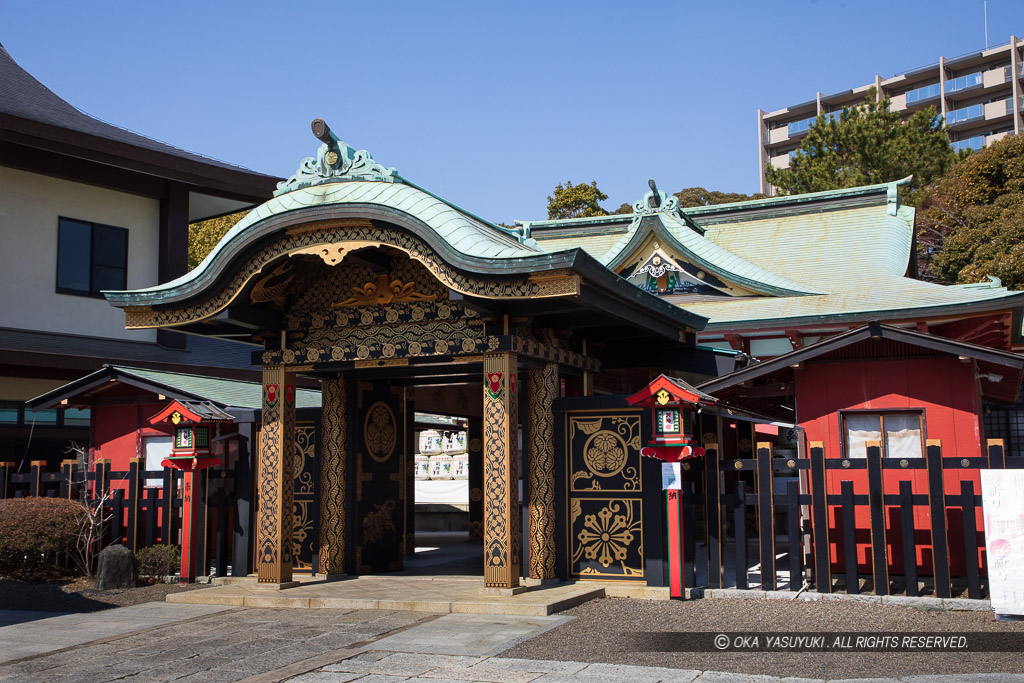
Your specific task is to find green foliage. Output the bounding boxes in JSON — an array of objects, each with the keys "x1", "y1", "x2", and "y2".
[
  {"x1": 546, "y1": 181, "x2": 609, "y2": 220},
  {"x1": 765, "y1": 88, "x2": 955, "y2": 200},
  {"x1": 918, "y1": 135, "x2": 1024, "y2": 288},
  {"x1": 674, "y1": 187, "x2": 766, "y2": 207},
  {"x1": 0, "y1": 498, "x2": 86, "y2": 576},
  {"x1": 135, "y1": 545, "x2": 181, "y2": 578},
  {"x1": 188, "y1": 211, "x2": 248, "y2": 271}
]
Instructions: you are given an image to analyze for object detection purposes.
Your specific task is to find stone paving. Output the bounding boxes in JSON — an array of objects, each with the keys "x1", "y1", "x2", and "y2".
[
  {"x1": 167, "y1": 575, "x2": 604, "y2": 616},
  {"x1": 0, "y1": 602, "x2": 1022, "y2": 683}
]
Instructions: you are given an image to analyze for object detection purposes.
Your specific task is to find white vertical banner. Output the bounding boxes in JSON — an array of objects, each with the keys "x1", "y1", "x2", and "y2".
[
  {"x1": 661, "y1": 462, "x2": 681, "y2": 491},
  {"x1": 980, "y1": 470, "x2": 1024, "y2": 618}
]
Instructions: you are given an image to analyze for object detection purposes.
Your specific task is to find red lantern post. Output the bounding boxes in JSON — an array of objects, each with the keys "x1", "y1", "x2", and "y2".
[
  {"x1": 149, "y1": 401, "x2": 233, "y2": 583},
  {"x1": 627, "y1": 375, "x2": 717, "y2": 598}
]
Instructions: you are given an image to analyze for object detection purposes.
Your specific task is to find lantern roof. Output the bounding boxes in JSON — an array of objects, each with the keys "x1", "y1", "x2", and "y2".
[
  {"x1": 626, "y1": 373, "x2": 719, "y2": 408},
  {"x1": 149, "y1": 399, "x2": 234, "y2": 426}
]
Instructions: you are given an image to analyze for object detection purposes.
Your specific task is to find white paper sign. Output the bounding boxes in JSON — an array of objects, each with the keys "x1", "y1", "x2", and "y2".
[
  {"x1": 980, "y1": 470, "x2": 1024, "y2": 618},
  {"x1": 662, "y1": 462, "x2": 681, "y2": 491}
]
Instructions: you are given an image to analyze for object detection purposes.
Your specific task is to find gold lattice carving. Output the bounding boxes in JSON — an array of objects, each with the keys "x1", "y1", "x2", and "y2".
[
  {"x1": 256, "y1": 366, "x2": 295, "y2": 584},
  {"x1": 292, "y1": 423, "x2": 316, "y2": 572},
  {"x1": 319, "y1": 377, "x2": 347, "y2": 575},
  {"x1": 122, "y1": 224, "x2": 579, "y2": 329},
  {"x1": 333, "y1": 275, "x2": 438, "y2": 308},
  {"x1": 528, "y1": 269, "x2": 581, "y2": 297},
  {"x1": 527, "y1": 363, "x2": 558, "y2": 580},
  {"x1": 483, "y1": 352, "x2": 520, "y2": 589}
]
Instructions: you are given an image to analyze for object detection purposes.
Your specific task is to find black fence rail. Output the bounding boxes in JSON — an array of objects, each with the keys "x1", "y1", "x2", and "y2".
[
  {"x1": 0, "y1": 458, "x2": 239, "y2": 577},
  {"x1": 670, "y1": 439, "x2": 1022, "y2": 599}
]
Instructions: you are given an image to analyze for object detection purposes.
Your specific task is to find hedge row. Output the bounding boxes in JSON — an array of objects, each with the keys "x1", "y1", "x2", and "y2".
[{"x1": 0, "y1": 498, "x2": 86, "y2": 573}]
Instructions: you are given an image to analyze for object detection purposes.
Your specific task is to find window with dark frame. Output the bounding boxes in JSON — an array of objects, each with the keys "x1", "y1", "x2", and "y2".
[
  {"x1": 842, "y1": 410, "x2": 925, "y2": 459},
  {"x1": 56, "y1": 218, "x2": 128, "y2": 297}
]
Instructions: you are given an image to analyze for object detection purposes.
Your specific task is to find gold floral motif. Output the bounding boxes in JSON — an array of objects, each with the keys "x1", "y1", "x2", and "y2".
[
  {"x1": 364, "y1": 402, "x2": 396, "y2": 463},
  {"x1": 333, "y1": 275, "x2": 438, "y2": 308},
  {"x1": 582, "y1": 432, "x2": 627, "y2": 476},
  {"x1": 576, "y1": 502, "x2": 639, "y2": 568},
  {"x1": 362, "y1": 500, "x2": 396, "y2": 545}
]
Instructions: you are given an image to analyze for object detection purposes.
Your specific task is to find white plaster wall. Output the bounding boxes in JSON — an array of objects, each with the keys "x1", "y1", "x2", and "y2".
[{"x1": 0, "y1": 166, "x2": 158, "y2": 342}]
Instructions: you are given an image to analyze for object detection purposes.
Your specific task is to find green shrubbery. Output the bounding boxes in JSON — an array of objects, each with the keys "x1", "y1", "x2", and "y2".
[
  {"x1": 135, "y1": 544, "x2": 180, "y2": 578},
  {"x1": 0, "y1": 498, "x2": 87, "y2": 577}
]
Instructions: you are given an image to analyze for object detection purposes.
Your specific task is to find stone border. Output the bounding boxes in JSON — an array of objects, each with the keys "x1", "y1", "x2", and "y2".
[{"x1": 681, "y1": 587, "x2": 990, "y2": 611}]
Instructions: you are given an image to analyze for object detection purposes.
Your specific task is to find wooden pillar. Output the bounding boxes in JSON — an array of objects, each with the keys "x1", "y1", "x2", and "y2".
[
  {"x1": 256, "y1": 365, "x2": 296, "y2": 585},
  {"x1": 319, "y1": 376, "x2": 347, "y2": 578},
  {"x1": 527, "y1": 362, "x2": 558, "y2": 580},
  {"x1": 467, "y1": 418, "x2": 484, "y2": 540},
  {"x1": 483, "y1": 352, "x2": 520, "y2": 589}
]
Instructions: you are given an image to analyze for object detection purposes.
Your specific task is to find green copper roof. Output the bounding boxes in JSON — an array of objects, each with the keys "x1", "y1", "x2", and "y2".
[
  {"x1": 29, "y1": 365, "x2": 321, "y2": 411},
  {"x1": 121, "y1": 366, "x2": 321, "y2": 409},
  {"x1": 528, "y1": 178, "x2": 1024, "y2": 329}
]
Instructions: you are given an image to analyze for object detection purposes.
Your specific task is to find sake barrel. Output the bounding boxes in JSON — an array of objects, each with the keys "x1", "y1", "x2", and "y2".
[
  {"x1": 414, "y1": 454, "x2": 430, "y2": 481},
  {"x1": 428, "y1": 454, "x2": 454, "y2": 480}
]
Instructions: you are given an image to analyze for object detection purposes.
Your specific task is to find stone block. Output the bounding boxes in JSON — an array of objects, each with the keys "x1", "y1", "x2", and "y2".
[
  {"x1": 880, "y1": 595, "x2": 943, "y2": 610},
  {"x1": 310, "y1": 597, "x2": 380, "y2": 609},
  {"x1": 820, "y1": 592, "x2": 882, "y2": 604},
  {"x1": 242, "y1": 595, "x2": 311, "y2": 608},
  {"x1": 709, "y1": 589, "x2": 765, "y2": 600},
  {"x1": 94, "y1": 543, "x2": 137, "y2": 590},
  {"x1": 942, "y1": 597, "x2": 991, "y2": 611}
]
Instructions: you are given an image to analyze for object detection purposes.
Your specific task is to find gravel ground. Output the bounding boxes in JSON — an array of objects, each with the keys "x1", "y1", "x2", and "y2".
[
  {"x1": 500, "y1": 597, "x2": 1024, "y2": 680},
  {"x1": 0, "y1": 577, "x2": 210, "y2": 612}
]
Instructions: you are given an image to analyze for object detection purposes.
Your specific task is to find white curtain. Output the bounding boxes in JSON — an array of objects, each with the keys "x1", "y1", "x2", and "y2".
[
  {"x1": 845, "y1": 414, "x2": 882, "y2": 458},
  {"x1": 884, "y1": 413, "x2": 923, "y2": 459}
]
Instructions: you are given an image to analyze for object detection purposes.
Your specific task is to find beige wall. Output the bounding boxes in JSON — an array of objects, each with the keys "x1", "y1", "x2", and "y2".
[
  {"x1": 0, "y1": 377, "x2": 69, "y2": 402},
  {"x1": 0, "y1": 166, "x2": 158, "y2": 342}
]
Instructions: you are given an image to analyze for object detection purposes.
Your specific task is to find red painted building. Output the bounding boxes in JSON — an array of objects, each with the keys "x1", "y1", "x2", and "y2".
[{"x1": 701, "y1": 323, "x2": 1024, "y2": 579}]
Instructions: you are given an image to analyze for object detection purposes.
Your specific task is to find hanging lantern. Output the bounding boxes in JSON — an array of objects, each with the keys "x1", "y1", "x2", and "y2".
[{"x1": 627, "y1": 376, "x2": 715, "y2": 461}]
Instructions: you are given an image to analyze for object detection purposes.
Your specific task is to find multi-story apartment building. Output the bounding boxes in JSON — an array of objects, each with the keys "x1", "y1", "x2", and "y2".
[{"x1": 758, "y1": 35, "x2": 1024, "y2": 195}]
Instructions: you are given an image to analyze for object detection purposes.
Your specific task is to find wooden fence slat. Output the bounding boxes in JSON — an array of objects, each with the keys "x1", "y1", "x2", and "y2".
[
  {"x1": 809, "y1": 443, "x2": 831, "y2": 593},
  {"x1": 705, "y1": 445, "x2": 723, "y2": 588},
  {"x1": 29, "y1": 461, "x2": 43, "y2": 497},
  {"x1": 145, "y1": 488, "x2": 156, "y2": 548},
  {"x1": 734, "y1": 482, "x2": 747, "y2": 590},
  {"x1": 841, "y1": 480, "x2": 858, "y2": 595},
  {"x1": 0, "y1": 462, "x2": 10, "y2": 499},
  {"x1": 865, "y1": 442, "x2": 889, "y2": 596},
  {"x1": 960, "y1": 480, "x2": 981, "y2": 600},
  {"x1": 987, "y1": 439, "x2": 1006, "y2": 470},
  {"x1": 126, "y1": 459, "x2": 140, "y2": 552},
  {"x1": 899, "y1": 480, "x2": 918, "y2": 597},
  {"x1": 60, "y1": 460, "x2": 75, "y2": 499},
  {"x1": 162, "y1": 469, "x2": 174, "y2": 546},
  {"x1": 756, "y1": 443, "x2": 775, "y2": 591},
  {"x1": 926, "y1": 441, "x2": 952, "y2": 599},
  {"x1": 787, "y1": 480, "x2": 801, "y2": 591}
]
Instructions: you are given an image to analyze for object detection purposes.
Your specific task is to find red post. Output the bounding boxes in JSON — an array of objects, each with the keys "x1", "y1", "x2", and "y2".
[
  {"x1": 180, "y1": 469, "x2": 196, "y2": 583},
  {"x1": 666, "y1": 488, "x2": 685, "y2": 598}
]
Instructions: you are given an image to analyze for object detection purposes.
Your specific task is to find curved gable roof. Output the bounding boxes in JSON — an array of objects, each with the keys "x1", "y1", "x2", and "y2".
[{"x1": 600, "y1": 211, "x2": 818, "y2": 297}]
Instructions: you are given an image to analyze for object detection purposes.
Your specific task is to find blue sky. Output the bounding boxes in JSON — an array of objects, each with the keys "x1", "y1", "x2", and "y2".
[{"x1": 2, "y1": 1, "x2": 1023, "y2": 223}]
